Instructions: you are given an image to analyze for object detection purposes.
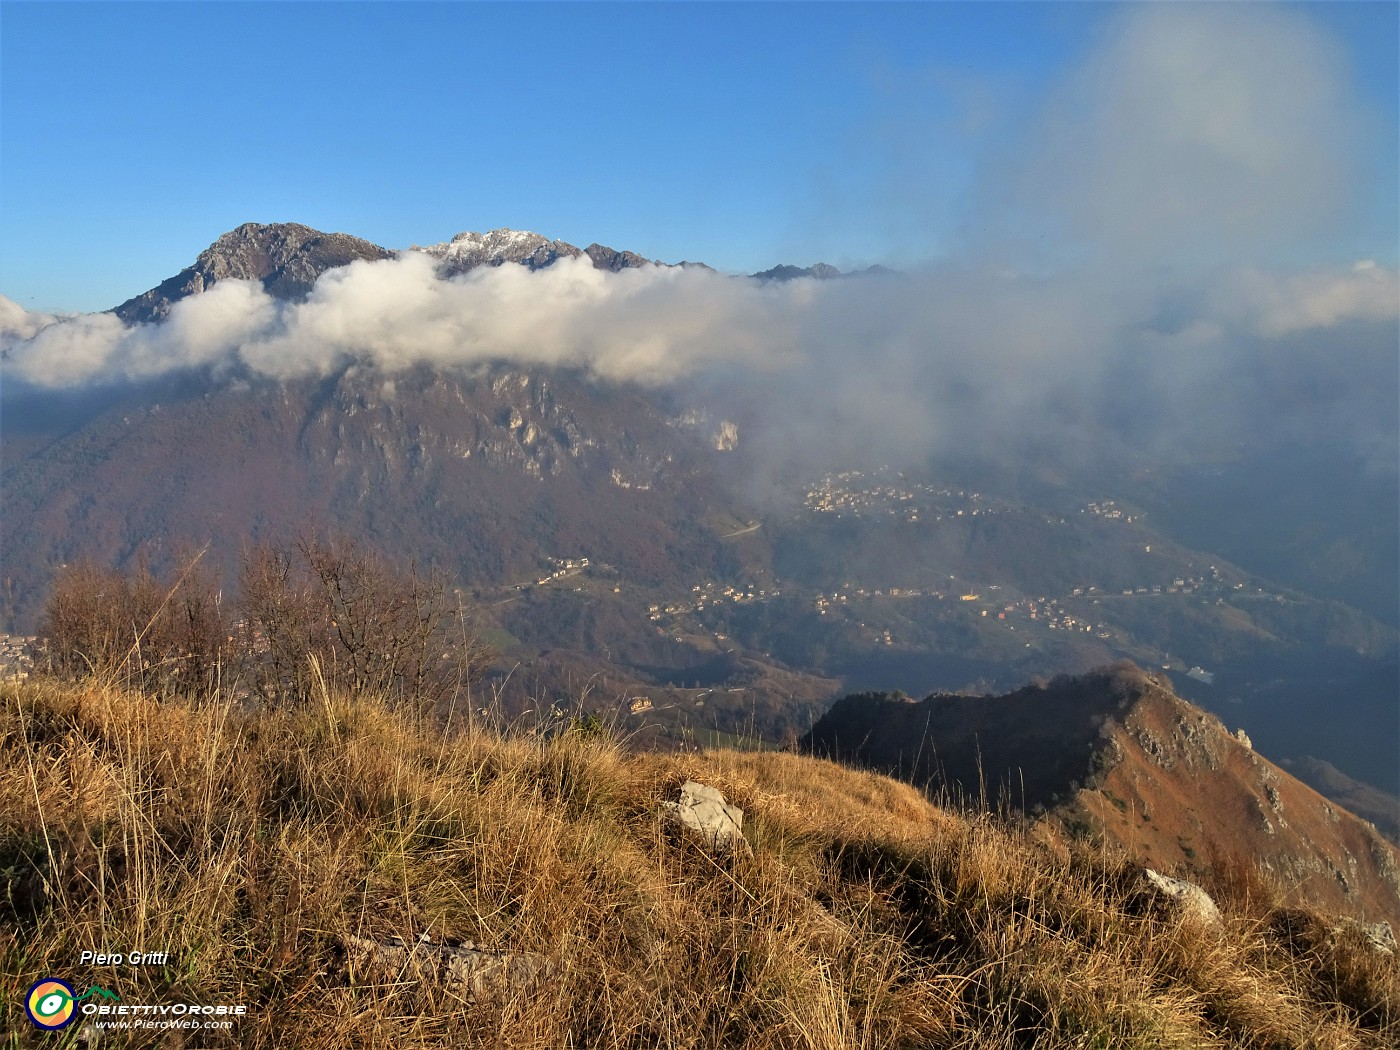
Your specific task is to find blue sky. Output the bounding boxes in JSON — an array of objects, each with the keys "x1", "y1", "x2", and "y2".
[{"x1": 1, "y1": 1, "x2": 1396, "y2": 313}]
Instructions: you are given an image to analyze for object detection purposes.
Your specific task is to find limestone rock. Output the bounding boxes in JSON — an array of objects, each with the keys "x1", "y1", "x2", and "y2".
[
  {"x1": 345, "y1": 933, "x2": 548, "y2": 999},
  {"x1": 113, "y1": 222, "x2": 393, "y2": 324},
  {"x1": 712, "y1": 421, "x2": 740, "y2": 452},
  {"x1": 1335, "y1": 918, "x2": 1397, "y2": 956},
  {"x1": 663, "y1": 780, "x2": 749, "y2": 853},
  {"x1": 1143, "y1": 868, "x2": 1222, "y2": 927}
]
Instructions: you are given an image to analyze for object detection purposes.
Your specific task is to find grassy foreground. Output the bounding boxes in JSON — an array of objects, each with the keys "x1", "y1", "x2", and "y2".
[{"x1": 2, "y1": 677, "x2": 1396, "y2": 1048}]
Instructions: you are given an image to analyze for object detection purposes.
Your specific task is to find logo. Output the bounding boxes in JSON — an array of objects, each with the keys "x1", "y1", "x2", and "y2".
[{"x1": 25, "y1": 978, "x2": 77, "y2": 1030}]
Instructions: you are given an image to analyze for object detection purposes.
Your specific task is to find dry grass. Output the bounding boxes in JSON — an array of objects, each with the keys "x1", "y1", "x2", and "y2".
[{"x1": 2, "y1": 676, "x2": 1397, "y2": 1048}]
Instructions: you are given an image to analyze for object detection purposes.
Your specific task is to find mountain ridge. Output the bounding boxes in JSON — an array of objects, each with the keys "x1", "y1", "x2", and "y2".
[
  {"x1": 801, "y1": 663, "x2": 1400, "y2": 927},
  {"x1": 108, "y1": 221, "x2": 888, "y2": 325}
]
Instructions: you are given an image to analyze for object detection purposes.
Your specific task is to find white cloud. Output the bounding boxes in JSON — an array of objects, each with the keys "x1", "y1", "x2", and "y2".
[
  {"x1": 0, "y1": 254, "x2": 812, "y2": 389},
  {"x1": 0, "y1": 297, "x2": 57, "y2": 340},
  {"x1": 1007, "y1": 4, "x2": 1363, "y2": 264},
  {"x1": 1213, "y1": 263, "x2": 1400, "y2": 338}
]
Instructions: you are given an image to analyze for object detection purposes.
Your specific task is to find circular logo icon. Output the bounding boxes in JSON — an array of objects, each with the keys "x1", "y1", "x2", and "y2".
[{"x1": 25, "y1": 978, "x2": 77, "y2": 1030}]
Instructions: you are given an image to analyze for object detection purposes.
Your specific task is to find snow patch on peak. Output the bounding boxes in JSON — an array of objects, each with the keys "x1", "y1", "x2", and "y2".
[
  {"x1": 445, "y1": 228, "x2": 549, "y2": 252},
  {"x1": 408, "y1": 228, "x2": 585, "y2": 275}
]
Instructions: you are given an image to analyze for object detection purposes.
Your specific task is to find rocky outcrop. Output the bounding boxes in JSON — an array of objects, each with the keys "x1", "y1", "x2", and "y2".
[
  {"x1": 1143, "y1": 869, "x2": 1222, "y2": 927},
  {"x1": 113, "y1": 222, "x2": 393, "y2": 324},
  {"x1": 585, "y1": 243, "x2": 652, "y2": 272},
  {"x1": 1335, "y1": 918, "x2": 1397, "y2": 956}
]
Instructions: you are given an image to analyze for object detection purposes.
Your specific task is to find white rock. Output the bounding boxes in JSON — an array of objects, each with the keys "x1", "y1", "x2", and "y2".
[
  {"x1": 1335, "y1": 918, "x2": 1396, "y2": 956},
  {"x1": 1143, "y1": 868, "x2": 1222, "y2": 927},
  {"x1": 345, "y1": 934, "x2": 548, "y2": 999},
  {"x1": 712, "y1": 421, "x2": 740, "y2": 452},
  {"x1": 663, "y1": 780, "x2": 749, "y2": 853}
]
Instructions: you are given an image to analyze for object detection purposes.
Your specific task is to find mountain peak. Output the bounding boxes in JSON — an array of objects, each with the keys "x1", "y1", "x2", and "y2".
[
  {"x1": 409, "y1": 229, "x2": 661, "y2": 276},
  {"x1": 113, "y1": 222, "x2": 393, "y2": 325},
  {"x1": 410, "y1": 228, "x2": 583, "y2": 274}
]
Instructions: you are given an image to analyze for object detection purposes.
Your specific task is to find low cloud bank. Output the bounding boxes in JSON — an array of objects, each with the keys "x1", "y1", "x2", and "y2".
[
  {"x1": 3, "y1": 254, "x2": 1391, "y2": 393},
  {"x1": 2, "y1": 255, "x2": 1393, "y2": 476},
  {"x1": 1, "y1": 253, "x2": 810, "y2": 388}
]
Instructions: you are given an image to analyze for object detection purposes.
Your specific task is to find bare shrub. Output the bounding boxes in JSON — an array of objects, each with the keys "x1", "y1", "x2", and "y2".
[
  {"x1": 237, "y1": 542, "x2": 328, "y2": 706},
  {"x1": 237, "y1": 534, "x2": 495, "y2": 710},
  {"x1": 37, "y1": 549, "x2": 228, "y2": 694},
  {"x1": 36, "y1": 536, "x2": 492, "y2": 712}
]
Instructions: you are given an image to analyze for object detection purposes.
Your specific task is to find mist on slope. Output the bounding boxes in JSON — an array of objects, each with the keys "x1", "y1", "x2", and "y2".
[{"x1": 2, "y1": 4, "x2": 1395, "y2": 485}]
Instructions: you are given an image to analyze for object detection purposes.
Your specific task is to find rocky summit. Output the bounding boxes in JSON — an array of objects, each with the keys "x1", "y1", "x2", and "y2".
[{"x1": 113, "y1": 222, "x2": 395, "y2": 324}]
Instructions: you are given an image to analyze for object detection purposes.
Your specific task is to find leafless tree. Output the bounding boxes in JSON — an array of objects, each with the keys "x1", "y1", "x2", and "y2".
[
  {"x1": 237, "y1": 534, "x2": 495, "y2": 711},
  {"x1": 38, "y1": 536, "x2": 493, "y2": 712},
  {"x1": 38, "y1": 548, "x2": 228, "y2": 694}
]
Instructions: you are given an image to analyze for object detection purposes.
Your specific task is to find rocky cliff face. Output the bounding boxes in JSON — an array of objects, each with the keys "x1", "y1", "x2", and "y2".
[
  {"x1": 584, "y1": 243, "x2": 653, "y2": 272},
  {"x1": 1, "y1": 363, "x2": 744, "y2": 617},
  {"x1": 113, "y1": 223, "x2": 395, "y2": 324},
  {"x1": 802, "y1": 664, "x2": 1400, "y2": 927}
]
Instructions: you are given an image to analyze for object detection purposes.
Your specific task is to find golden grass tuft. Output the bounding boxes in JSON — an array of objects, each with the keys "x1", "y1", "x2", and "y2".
[{"x1": 2, "y1": 676, "x2": 1396, "y2": 1048}]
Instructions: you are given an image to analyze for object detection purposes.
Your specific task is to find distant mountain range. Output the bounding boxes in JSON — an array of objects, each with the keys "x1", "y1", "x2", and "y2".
[{"x1": 112, "y1": 221, "x2": 876, "y2": 326}]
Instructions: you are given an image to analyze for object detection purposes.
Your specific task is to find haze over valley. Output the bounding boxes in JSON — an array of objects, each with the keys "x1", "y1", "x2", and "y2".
[{"x1": 3, "y1": 212, "x2": 1395, "y2": 802}]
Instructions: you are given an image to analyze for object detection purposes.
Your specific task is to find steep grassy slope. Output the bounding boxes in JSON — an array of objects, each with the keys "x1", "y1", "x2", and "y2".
[
  {"x1": 2, "y1": 677, "x2": 1397, "y2": 1048},
  {"x1": 1281, "y1": 756, "x2": 1400, "y2": 846}
]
